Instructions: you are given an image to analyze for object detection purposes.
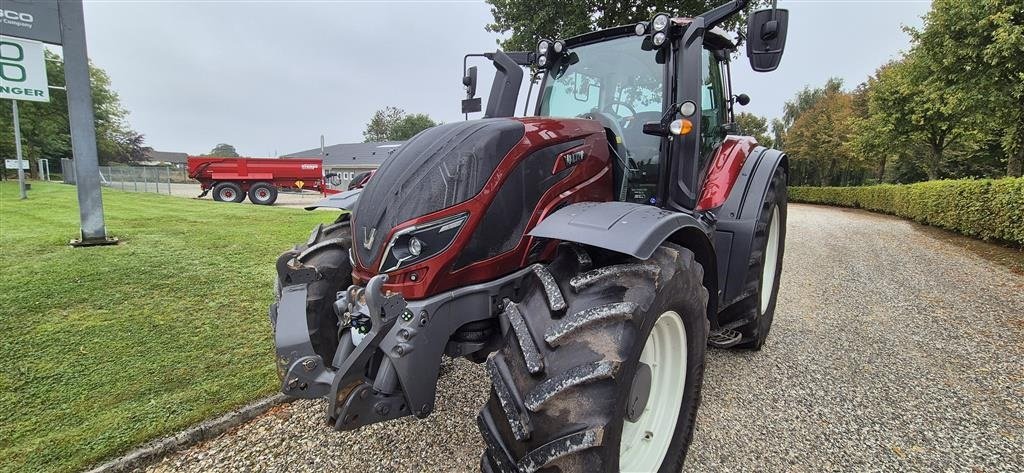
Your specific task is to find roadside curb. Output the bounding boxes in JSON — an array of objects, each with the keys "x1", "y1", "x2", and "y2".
[{"x1": 84, "y1": 394, "x2": 294, "y2": 473}]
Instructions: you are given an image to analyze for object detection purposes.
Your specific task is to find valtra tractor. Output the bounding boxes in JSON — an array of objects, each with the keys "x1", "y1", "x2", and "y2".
[{"x1": 271, "y1": 1, "x2": 790, "y2": 471}]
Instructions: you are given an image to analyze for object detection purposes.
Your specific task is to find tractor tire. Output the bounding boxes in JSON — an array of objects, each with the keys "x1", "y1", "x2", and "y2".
[
  {"x1": 270, "y1": 218, "x2": 353, "y2": 363},
  {"x1": 731, "y1": 165, "x2": 787, "y2": 350},
  {"x1": 213, "y1": 182, "x2": 245, "y2": 203},
  {"x1": 478, "y1": 243, "x2": 709, "y2": 473},
  {"x1": 249, "y1": 182, "x2": 278, "y2": 205}
]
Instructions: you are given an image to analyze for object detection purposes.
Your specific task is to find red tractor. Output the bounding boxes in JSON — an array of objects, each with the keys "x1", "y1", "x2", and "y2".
[{"x1": 272, "y1": 1, "x2": 789, "y2": 471}]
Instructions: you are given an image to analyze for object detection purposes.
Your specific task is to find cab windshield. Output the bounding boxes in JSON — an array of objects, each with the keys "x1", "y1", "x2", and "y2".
[{"x1": 537, "y1": 34, "x2": 665, "y2": 203}]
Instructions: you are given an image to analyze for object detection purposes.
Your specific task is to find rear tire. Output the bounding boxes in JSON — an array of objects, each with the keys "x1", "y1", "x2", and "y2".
[
  {"x1": 249, "y1": 182, "x2": 278, "y2": 205},
  {"x1": 731, "y1": 165, "x2": 787, "y2": 350},
  {"x1": 270, "y1": 218, "x2": 353, "y2": 363},
  {"x1": 213, "y1": 182, "x2": 245, "y2": 203},
  {"x1": 478, "y1": 243, "x2": 709, "y2": 473}
]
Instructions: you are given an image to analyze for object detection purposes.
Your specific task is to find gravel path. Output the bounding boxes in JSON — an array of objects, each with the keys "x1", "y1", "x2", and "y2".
[{"x1": 142, "y1": 204, "x2": 1024, "y2": 472}]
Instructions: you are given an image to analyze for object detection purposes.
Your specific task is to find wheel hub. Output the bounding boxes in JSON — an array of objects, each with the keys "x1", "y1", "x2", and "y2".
[
  {"x1": 619, "y1": 311, "x2": 687, "y2": 472},
  {"x1": 625, "y1": 362, "x2": 652, "y2": 423}
]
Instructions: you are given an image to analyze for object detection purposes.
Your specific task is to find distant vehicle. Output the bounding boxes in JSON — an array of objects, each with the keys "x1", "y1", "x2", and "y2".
[{"x1": 186, "y1": 156, "x2": 340, "y2": 205}]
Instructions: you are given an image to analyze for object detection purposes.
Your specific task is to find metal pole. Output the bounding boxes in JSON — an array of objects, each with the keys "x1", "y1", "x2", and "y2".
[
  {"x1": 61, "y1": 0, "x2": 114, "y2": 245},
  {"x1": 166, "y1": 166, "x2": 171, "y2": 193},
  {"x1": 13, "y1": 101, "x2": 27, "y2": 200},
  {"x1": 143, "y1": 167, "x2": 148, "y2": 192}
]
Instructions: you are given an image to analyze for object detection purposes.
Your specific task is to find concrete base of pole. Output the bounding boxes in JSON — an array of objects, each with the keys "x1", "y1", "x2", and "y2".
[{"x1": 70, "y1": 236, "x2": 119, "y2": 247}]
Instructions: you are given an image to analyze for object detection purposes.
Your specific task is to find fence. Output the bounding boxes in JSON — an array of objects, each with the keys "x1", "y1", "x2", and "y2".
[{"x1": 62, "y1": 158, "x2": 192, "y2": 195}]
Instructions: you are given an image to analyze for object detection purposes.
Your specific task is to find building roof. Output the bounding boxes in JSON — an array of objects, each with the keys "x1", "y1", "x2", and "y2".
[
  {"x1": 283, "y1": 141, "x2": 403, "y2": 167},
  {"x1": 143, "y1": 150, "x2": 189, "y2": 163}
]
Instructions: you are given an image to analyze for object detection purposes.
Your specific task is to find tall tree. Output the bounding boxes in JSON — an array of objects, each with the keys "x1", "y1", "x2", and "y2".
[
  {"x1": 390, "y1": 114, "x2": 439, "y2": 141},
  {"x1": 786, "y1": 86, "x2": 858, "y2": 186},
  {"x1": 734, "y1": 112, "x2": 772, "y2": 148},
  {"x1": 0, "y1": 50, "x2": 141, "y2": 168},
  {"x1": 485, "y1": 0, "x2": 767, "y2": 51},
  {"x1": 855, "y1": 53, "x2": 979, "y2": 181},
  {"x1": 362, "y1": 106, "x2": 405, "y2": 142},
  {"x1": 208, "y1": 143, "x2": 240, "y2": 157},
  {"x1": 910, "y1": 0, "x2": 1024, "y2": 177},
  {"x1": 362, "y1": 107, "x2": 438, "y2": 142}
]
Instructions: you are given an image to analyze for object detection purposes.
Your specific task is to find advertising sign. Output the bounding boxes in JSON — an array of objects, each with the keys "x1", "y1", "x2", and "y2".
[
  {"x1": 0, "y1": 36, "x2": 50, "y2": 102},
  {"x1": 0, "y1": 0, "x2": 62, "y2": 44}
]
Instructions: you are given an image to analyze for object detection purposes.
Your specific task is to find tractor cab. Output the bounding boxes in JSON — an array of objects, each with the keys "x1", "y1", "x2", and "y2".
[
  {"x1": 462, "y1": 0, "x2": 788, "y2": 211},
  {"x1": 531, "y1": 25, "x2": 740, "y2": 205}
]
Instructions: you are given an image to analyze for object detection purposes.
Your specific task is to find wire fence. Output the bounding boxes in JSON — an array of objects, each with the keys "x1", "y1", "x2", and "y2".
[{"x1": 62, "y1": 158, "x2": 192, "y2": 195}]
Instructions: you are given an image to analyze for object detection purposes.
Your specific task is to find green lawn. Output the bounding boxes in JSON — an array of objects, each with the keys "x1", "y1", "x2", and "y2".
[{"x1": 0, "y1": 182, "x2": 335, "y2": 473}]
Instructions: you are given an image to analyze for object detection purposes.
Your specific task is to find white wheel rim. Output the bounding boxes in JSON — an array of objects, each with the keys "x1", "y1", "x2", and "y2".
[
  {"x1": 760, "y1": 206, "x2": 780, "y2": 314},
  {"x1": 619, "y1": 311, "x2": 687, "y2": 473}
]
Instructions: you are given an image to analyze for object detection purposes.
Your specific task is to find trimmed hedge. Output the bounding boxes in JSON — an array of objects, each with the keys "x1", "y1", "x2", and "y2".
[{"x1": 790, "y1": 178, "x2": 1024, "y2": 246}]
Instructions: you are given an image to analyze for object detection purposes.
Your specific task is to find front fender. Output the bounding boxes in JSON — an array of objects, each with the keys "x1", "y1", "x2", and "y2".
[
  {"x1": 528, "y1": 201, "x2": 712, "y2": 260},
  {"x1": 305, "y1": 188, "x2": 361, "y2": 211}
]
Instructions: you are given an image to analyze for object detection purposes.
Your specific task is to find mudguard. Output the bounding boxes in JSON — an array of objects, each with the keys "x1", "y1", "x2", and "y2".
[
  {"x1": 713, "y1": 146, "x2": 788, "y2": 308},
  {"x1": 529, "y1": 201, "x2": 712, "y2": 260},
  {"x1": 304, "y1": 188, "x2": 361, "y2": 211}
]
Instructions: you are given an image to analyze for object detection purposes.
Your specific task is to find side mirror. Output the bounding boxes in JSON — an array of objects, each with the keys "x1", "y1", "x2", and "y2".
[
  {"x1": 642, "y1": 121, "x2": 669, "y2": 137},
  {"x1": 463, "y1": 66, "x2": 477, "y2": 97},
  {"x1": 746, "y1": 8, "x2": 789, "y2": 72},
  {"x1": 461, "y1": 66, "x2": 481, "y2": 113}
]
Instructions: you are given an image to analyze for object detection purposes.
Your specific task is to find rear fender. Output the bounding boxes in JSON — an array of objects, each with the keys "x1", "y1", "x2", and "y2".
[{"x1": 714, "y1": 146, "x2": 787, "y2": 308}]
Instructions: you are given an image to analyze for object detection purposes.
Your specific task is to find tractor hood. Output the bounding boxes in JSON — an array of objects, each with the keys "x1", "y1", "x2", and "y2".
[{"x1": 352, "y1": 118, "x2": 525, "y2": 269}]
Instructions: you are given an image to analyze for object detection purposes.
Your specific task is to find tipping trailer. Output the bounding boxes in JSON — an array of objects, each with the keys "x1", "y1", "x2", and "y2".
[{"x1": 186, "y1": 156, "x2": 339, "y2": 205}]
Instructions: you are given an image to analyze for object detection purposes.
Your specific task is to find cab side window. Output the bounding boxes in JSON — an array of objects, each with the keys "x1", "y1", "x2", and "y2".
[{"x1": 700, "y1": 49, "x2": 728, "y2": 157}]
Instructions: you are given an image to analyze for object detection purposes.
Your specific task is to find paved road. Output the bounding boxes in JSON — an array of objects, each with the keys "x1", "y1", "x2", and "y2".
[{"x1": 142, "y1": 204, "x2": 1024, "y2": 472}]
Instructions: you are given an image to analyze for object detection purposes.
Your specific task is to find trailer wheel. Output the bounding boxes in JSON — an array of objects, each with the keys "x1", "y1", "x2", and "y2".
[
  {"x1": 271, "y1": 219, "x2": 352, "y2": 363},
  {"x1": 249, "y1": 182, "x2": 278, "y2": 205},
  {"x1": 731, "y1": 165, "x2": 787, "y2": 350},
  {"x1": 213, "y1": 182, "x2": 245, "y2": 203},
  {"x1": 478, "y1": 243, "x2": 708, "y2": 473}
]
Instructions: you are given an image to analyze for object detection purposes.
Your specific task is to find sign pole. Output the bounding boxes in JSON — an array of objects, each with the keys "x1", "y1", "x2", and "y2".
[
  {"x1": 59, "y1": 0, "x2": 115, "y2": 245},
  {"x1": 12, "y1": 100, "x2": 27, "y2": 199}
]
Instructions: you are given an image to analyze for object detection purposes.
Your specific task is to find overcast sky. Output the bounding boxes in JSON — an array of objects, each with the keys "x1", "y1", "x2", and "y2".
[{"x1": 76, "y1": 0, "x2": 931, "y2": 156}]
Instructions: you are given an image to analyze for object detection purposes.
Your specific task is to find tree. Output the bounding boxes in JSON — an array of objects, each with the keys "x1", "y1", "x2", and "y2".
[
  {"x1": 208, "y1": 143, "x2": 240, "y2": 157},
  {"x1": 390, "y1": 114, "x2": 439, "y2": 141},
  {"x1": 362, "y1": 107, "x2": 438, "y2": 142},
  {"x1": 786, "y1": 86, "x2": 858, "y2": 186},
  {"x1": 734, "y1": 112, "x2": 772, "y2": 148},
  {"x1": 485, "y1": 0, "x2": 768, "y2": 51},
  {"x1": 910, "y1": 0, "x2": 1024, "y2": 177},
  {"x1": 855, "y1": 54, "x2": 979, "y2": 181},
  {"x1": 363, "y1": 106, "x2": 405, "y2": 142},
  {"x1": 0, "y1": 50, "x2": 142, "y2": 167}
]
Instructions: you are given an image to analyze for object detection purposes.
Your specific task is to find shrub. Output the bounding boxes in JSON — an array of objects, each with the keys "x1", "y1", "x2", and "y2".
[{"x1": 790, "y1": 178, "x2": 1024, "y2": 246}]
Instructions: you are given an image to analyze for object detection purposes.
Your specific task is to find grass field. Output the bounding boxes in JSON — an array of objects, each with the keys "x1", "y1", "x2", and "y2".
[{"x1": 0, "y1": 182, "x2": 335, "y2": 472}]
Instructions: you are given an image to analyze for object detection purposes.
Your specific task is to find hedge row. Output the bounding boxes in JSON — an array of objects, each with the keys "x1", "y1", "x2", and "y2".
[{"x1": 789, "y1": 178, "x2": 1024, "y2": 246}]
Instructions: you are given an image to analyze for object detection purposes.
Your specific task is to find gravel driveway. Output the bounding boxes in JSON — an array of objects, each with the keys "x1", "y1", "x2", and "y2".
[{"x1": 142, "y1": 204, "x2": 1024, "y2": 472}]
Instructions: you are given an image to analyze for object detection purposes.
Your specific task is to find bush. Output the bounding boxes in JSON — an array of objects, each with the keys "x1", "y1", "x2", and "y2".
[{"x1": 790, "y1": 178, "x2": 1024, "y2": 246}]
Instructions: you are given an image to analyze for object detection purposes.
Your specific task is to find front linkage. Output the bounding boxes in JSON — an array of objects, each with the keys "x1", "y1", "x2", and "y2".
[{"x1": 274, "y1": 252, "x2": 531, "y2": 430}]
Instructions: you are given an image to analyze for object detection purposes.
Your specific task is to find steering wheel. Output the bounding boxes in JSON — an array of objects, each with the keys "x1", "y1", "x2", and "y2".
[{"x1": 604, "y1": 100, "x2": 637, "y2": 120}]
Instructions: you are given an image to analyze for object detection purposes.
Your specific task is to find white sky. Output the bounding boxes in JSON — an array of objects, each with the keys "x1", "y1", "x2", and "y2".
[{"x1": 76, "y1": 0, "x2": 931, "y2": 156}]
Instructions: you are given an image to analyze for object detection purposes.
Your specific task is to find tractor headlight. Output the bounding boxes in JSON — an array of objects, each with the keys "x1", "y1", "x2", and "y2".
[
  {"x1": 553, "y1": 40, "x2": 565, "y2": 54},
  {"x1": 537, "y1": 55, "x2": 548, "y2": 67},
  {"x1": 408, "y1": 237, "x2": 423, "y2": 256},
  {"x1": 653, "y1": 31, "x2": 667, "y2": 46},
  {"x1": 652, "y1": 13, "x2": 670, "y2": 32},
  {"x1": 538, "y1": 40, "x2": 550, "y2": 55},
  {"x1": 380, "y1": 213, "x2": 468, "y2": 273}
]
